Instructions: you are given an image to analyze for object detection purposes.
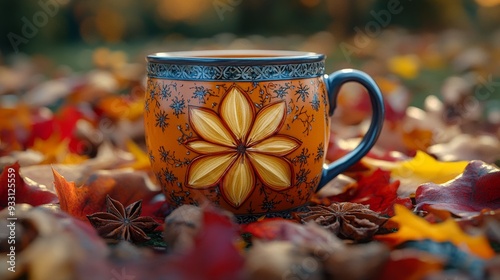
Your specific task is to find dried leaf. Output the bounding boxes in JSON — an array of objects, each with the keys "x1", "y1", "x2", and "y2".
[
  {"x1": 323, "y1": 242, "x2": 390, "y2": 280},
  {"x1": 241, "y1": 218, "x2": 344, "y2": 250},
  {"x1": 0, "y1": 204, "x2": 108, "y2": 280},
  {"x1": 163, "y1": 205, "x2": 203, "y2": 252},
  {"x1": 375, "y1": 205, "x2": 495, "y2": 259},
  {"x1": 174, "y1": 206, "x2": 245, "y2": 279},
  {"x1": 390, "y1": 151, "x2": 468, "y2": 197},
  {"x1": 0, "y1": 162, "x2": 58, "y2": 209},
  {"x1": 245, "y1": 241, "x2": 323, "y2": 280},
  {"x1": 245, "y1": 238, "x2": 389, "y2": 280},
  {"x1": 376, "y1": 249, "x2": 444, "y2": 280},
  {"x1": 401, "y1": 127, "x2": 434, "y2": 152},
  {"x1": 429, "y1": 134, "x2": 500, "y2": 163},
  {"x1": 20, "y1": 164, "x2": 90, "y2": 193},
  {"x1": 52, "y1": 167, "x2": 160, "y2": 221},
  {"x1": 415, "y1": 160, "x2": 500, "y2": 217},
  {"x1": 327, "y1": 169, "x2": 412, "y2": 216},
  {"x1": 105, "y1": 205, "x2": 245, "y2": 279}
]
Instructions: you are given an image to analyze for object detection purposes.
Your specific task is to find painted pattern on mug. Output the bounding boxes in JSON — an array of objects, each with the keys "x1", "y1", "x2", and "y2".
[{"x1": 144, "y1": 77, "x2": 330, "y2": 215}]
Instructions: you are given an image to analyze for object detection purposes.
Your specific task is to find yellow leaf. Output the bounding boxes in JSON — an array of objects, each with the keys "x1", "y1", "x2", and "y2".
[
  {"x1": 123, "y1": 140, "x2": 151, "y2": 170},
  {"x1": 387, "y1": 54, "x2": 420, "y2": 79},
  {"x1": 31, "y1": 134, "x2": 88, "y2": 164},
  {"x1": 376, "y1": 205, "x2": 495, "y2": 259},
  {"x1": 390, "y1": 151, "x2": 468, "y2": 193},
  {"x1": 31, "y1": 134, "x2": 68, "y2": 164}
]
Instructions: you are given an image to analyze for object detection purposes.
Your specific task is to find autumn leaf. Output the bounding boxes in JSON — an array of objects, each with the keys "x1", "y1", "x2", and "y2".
[
  {"x1": 52, "y1": 167, "x2": 161, "y2": 221},
  {"x1": 31, "y1": 133, "x2": 88, "y2": 164},
  {"x1": 0, "y1": 162, "x2": 58, "y2": 209},
  {"x1": 241, "y1": 218, "x2": 343, "y2": 249},
  {"x1": 390, "y1": 151, "x2": 469, "y2": 196},
  {"x1": 96, "y1": 95, "x2": 144, "y2": 121},
  {"x1": 401, "y1": 127, "x2": 434, "y2": 153},
  {"x1": 376, "y1": 249, "x2": 444, "y2": 280},
  {"x1": 101, "y1": 205, "x2": 245, "y2": 279},
  {"x1": 169, "y1": 206, "x2": 245, "y2": 280},
  {"x1": 241, "y1": 218, "x2": 299, "y2": 240},
  {"x1": 400, "y1": 240, "x2": 487, "y2": 279},
  {"x1": 327, "y1": 169, "x2": 412, "y2": 216},
  {"x1": 27, "y1": 105, "x2": 86, "y2": 152},
  {"x1": 375, "y1": 204, "x2": 495, "y2": 259},
  {"x1": 0, "y1": 204, "x2": 109, "y2": 280},
  {"x1": 428, "y1": 134, "x2": 500, "y2": 163},
  {"x1": 0, "y1": 104, "x2": 30, "y2": 154},
  {"x1": 415, "y1": 160, "x2": 500, "y2": 217},
  {"x1": 387, "y1": 54, "x2": 420, "y2": 79},
  {"x1": 353, "y1": 77, "x2": 410, "y2": 123},
  {"x1": 121, "y1": 140, "x2": 151, "y2": 170}
]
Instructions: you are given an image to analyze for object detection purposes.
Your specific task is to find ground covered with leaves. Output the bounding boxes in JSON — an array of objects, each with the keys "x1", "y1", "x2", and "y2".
[{"x1": 1, "y1": 29, "x2": 500, "y2": 279}]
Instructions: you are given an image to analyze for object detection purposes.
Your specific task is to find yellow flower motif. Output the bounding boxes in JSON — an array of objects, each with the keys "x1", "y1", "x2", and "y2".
[{"x1": 184, "y1": 86, "x2": 301, "y2": 208}]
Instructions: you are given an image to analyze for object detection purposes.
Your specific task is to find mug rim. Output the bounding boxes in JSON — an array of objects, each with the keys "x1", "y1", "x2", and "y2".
[{"x1": 147, "y1": 50, "x2": 325, "y2": 65}]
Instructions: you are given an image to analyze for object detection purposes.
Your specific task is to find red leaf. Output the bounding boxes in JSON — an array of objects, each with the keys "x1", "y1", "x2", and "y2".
[
  {"x1": 27, "y1": 105, "x2": 89, "y2": 155},
  {"x1": 0, "y1": 162, "x2": 58, "y2": 209},
  {"x1": 240, "y1": 218, "x2": 292, "y2": 240},
  {"x1": 241, "y1": 217, "x2": 343, "y2": 248},
  {"x1": 376, "y1": 249, "x2": 444, "y2": 280},
  {"x1": 328, "y1": 169, "x2": 412, "y2": 216},
  {"x1": 415, "y1": 160, "x2": 500, "y2": 217},
  {"x1": 166, "y1": 206, "x2": 245, "y2": 280},
  {"x1": 472, "y1": 171, "x2": 500, "y2": 203},
  {"x1": 52, "y1": 167, "x2": 161, "y2": 221}
]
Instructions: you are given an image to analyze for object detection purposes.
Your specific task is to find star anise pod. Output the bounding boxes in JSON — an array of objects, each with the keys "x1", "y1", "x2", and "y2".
[
  {"x1": 87, "y1": 195, "x2": 160, "y2": 243},
  {"x1": 295, "y1": 202, "x2": 388, "y2": 242}
]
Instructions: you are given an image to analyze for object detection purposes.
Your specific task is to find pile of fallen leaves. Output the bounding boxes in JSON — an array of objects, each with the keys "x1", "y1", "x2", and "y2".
[{"x1": 1, "y1": 30, "x2": 500, "y2": 279}]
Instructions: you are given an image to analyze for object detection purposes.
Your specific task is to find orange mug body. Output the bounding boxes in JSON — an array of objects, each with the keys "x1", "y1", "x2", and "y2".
[{"x1": 144, "y1": 50, "x2": 384, "y2": 219}]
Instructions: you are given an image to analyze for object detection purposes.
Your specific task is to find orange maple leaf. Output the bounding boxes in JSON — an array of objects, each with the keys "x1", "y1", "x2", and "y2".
[
  {"x1": 375, "y1": 204, "x2": 495, "y2": 259},
  {"x1": 52, "y1": 167, "x2": 159, "y2": 221}
]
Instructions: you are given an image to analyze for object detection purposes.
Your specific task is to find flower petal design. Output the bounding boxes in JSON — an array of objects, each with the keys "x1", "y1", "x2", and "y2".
[
  {"x1": 221, "y1": 156, "x2": 255, "y2": 207},
  {"x1": 184, "y1": 86, "x2": 301, "y2": 208},
  {"x1": 248, "y1": 152, "x2": 292, "y2": 191},
  {"x1": 185, "y1": 140, "x2": 235, "y2": 154},
  {"x1": 220, "y1": 87, "x2": 254, "y2": 141},
  {"x1": 247, "y1": 101, "x2": 286, "y2": 146},
  {"x1": 248, "y1": 135, "x2": 301, "y2": 156},
  {"x1": 187, "y1": 153, "x2": 237, "y2": 188},
  {"x1": 189, "y1": 106, "x2": 235, "y2": 147}
]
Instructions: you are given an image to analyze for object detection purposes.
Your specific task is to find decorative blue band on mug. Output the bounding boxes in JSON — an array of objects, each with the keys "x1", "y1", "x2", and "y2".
[
  {"x1": 147, "y1": 62, "x2": 325, "y2": 81},
  {"x1": 146, "y1": 50, "x2": 325, "y2": 81}
]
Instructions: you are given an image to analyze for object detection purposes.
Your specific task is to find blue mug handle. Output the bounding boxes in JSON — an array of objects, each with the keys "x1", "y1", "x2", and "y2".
[{"x1": 317, "y1": 69, "x2": 385, "y2": 190}]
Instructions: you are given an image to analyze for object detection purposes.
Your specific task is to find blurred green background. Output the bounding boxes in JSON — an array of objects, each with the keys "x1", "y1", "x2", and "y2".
[
  {"x1": 1, "y1": 0, "x2": 499, "y2": 110},
  {"x1": 1, "y1": 0, "x2": 500, "y2": 68}
]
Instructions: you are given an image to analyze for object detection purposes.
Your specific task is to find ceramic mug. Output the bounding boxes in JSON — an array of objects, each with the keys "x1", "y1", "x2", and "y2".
[{"x1": 144, "y1": 50, "x2": 384, "y2": 220}]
